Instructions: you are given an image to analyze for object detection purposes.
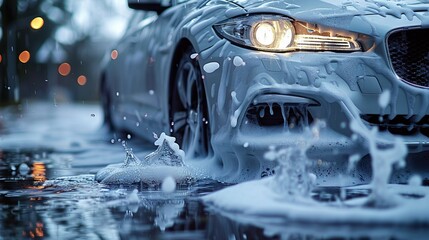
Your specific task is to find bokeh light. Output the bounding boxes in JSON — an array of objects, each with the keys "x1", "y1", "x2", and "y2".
[
  {"x1": 111, "y1": 50, "x2": 118, "y2": 60},
  {"x1": 19, "y1": 50, "x2": 31, "y2": 63},
  {"x1": 0, "y1": 54, "x2": 2, "y2": 63},
  {"x1": 58, "y1": 63, "x2": 71, "y2": 76},
  {"x1": 30, "y1": 17, "x2": 44, "y2": 30},
  {"x1": 77, "y1": 75, "x2": 87, "y2": 86},
  {"x1": 32, "y1": 162, "x2": 46, "y2": 182}
]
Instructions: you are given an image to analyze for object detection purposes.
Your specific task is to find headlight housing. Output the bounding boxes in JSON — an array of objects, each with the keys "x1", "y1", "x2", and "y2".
[{"x1": 214, "y1": 15, "x2": 362, "y2": 52}]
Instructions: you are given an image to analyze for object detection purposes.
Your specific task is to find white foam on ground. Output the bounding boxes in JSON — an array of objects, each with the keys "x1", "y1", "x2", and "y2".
[{"x1": 204, "y1": 177, "x2": 429, "y2": 225}]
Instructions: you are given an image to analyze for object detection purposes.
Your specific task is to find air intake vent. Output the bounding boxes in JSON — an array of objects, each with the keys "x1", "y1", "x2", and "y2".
[{"x1": 388, "y1": 28, "x2": 429, "y2": 87}]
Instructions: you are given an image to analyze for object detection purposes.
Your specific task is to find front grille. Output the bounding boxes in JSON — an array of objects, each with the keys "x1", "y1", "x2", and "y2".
[
  {"x1": 388, "y1": 28, "x2": 429, "y2": 87},
  {"x1": 361, "y1": 114, "x2": 429, "y2": 137}
]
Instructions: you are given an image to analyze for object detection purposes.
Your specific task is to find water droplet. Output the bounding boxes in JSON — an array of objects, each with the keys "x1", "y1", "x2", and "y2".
[
  {"x1": 127, "y1": 134, "x2": 131, "y2": 140},
  {"x1": 18, "y1": 163, "x2": 30, "y2": 175},
  {"x1": 123, "y1": 116, "x2": 127, "y2": 120},
  {"x1": 161, "y1": 176, "x2": 176, "y2": 193},
  {"x1": 110, "y1": 139, "x2": 115, "y2": 144},
  {"x1": 127, "y1": 189, "x2": 140, "y2": 203},
  {"x1": 243, "y1": 142, "x2": 249, "y2": 148},
  {"x1": 149, "y1": 90, "x2": 154, "y2": 95},
  {"x1": 116, "y1": 92, "x2": 119, "y2": 96},
  {"x1": 136, "y1": 122, "x2": 140, "y2": 127},
  {"x1": 91, "y1": 113, "x2": 95, "y2": 117},
  {"x1": 378, "y1": 90, "x2": 391, "y2": 108},
  {"x1": 408, "y1": 175, "x2": 422, "y2": 186}
]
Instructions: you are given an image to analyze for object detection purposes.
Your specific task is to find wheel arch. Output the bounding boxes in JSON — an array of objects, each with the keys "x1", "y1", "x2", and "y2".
[
  {"x1": 168, "y1": 38, "x2": 195, "y2": 111},
  {"x1": 168, "y1": 38, "x2": 213, "y2": 156}
]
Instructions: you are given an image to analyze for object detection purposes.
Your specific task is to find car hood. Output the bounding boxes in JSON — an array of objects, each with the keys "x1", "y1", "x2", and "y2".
[
  {"x1": 225, "y1": 0, "x2": 429, "y2": 34},
  {"x1": 227, "y1": 0, "x2": 429, "y2": 17},
  {"x1": 228, "y1": 0, "x2": 429, "y2": 11}
]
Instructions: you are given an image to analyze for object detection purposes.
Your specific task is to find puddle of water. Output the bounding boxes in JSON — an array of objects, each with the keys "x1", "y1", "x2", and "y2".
[
  {"x1": 0, "y1": 148, "x2": 228, "y2": 239},
  {"x1": 0, "y1": 103, "x2": 229, "y2": 239}
]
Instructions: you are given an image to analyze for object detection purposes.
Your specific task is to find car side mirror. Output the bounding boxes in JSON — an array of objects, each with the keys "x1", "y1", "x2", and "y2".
[{"x1": 128, "y1": 0, "x2": 171, "y2": 14}]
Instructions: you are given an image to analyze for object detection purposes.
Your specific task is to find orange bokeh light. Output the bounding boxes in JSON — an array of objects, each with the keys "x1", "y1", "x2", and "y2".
[
  {"x1": 19, "y1": 51, "x2": 31, "y2": 63},
  {"x1": 30, "y1": 17, "x2": 44, "y2": 30},
  {"x1": 111, "y1": 50, "x2": 118, "y2": 60},
  {"x1": 58, "y1": 63, "x2": 71, "y2": 76},
  {"x1": 32, "y1": 162, "x2": 46, "y2": 182},
  {"x1": 77, "y1": 75, "x2": 87, "y2": 86},
  {"x1": 0, "y1": 54, "x2": 2, "y2": 63}
]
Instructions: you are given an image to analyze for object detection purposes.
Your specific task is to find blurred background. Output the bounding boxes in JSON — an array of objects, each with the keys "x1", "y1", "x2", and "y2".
[{"x1": 0, "y1": 0, "x2": 132, "y2": 105}]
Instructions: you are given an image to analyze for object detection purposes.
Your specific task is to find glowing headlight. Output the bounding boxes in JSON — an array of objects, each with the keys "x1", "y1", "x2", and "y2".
[
  {"x1": 250, "y1": 20, "x2": 294, "y2": 51},
  {"x1": 214, "y1": 15, "x2": 362, "y2": 52},
  {"x1": 253, "y1": 22, "x2": 276, "y2": 46}
]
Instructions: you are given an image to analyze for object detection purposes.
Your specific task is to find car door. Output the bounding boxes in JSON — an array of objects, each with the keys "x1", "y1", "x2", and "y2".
[
  {"x1": 119, "y1": 0, "x2": 198, "y2": 140},
  {"x1": 122, "y1": 11, "x2": 157, "y2": 117},
  {"x1": 107, "y1": 12, "x2": 153, "y2": 120},
  {"x1": 124, "y1": 1, "x2": 195, "y2": 138}
]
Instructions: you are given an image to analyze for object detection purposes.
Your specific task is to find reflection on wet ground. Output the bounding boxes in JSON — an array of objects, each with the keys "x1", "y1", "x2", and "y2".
[{"x1": 1, "y1": 102, "x2": 429, "y2": 240}]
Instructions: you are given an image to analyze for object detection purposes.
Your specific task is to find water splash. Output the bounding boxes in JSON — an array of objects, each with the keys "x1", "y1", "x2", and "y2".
[
  {"x1": 95, "y1": 133, "x2": 193, "y2": 185},
  {"x1": 265, "y1": 146, "x2": 314, "y2": 200},
  {"x1": 350, "y1": 120, "x2": 408, "y2": 208},
  {"x1": 264, "y1": 121, "x2": 325, "y2": 200},
  {"x1": 144, "y1": 133, "x2": 185, "y2": 167},
  {"x1": 122, "y1": 141, "x2": 142, "y2": 167}
]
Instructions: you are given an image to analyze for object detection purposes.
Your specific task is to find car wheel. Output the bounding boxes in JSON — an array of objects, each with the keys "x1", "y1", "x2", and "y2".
[{"x1": 170, "y1": 48, "x2": 211, "y2": 159}]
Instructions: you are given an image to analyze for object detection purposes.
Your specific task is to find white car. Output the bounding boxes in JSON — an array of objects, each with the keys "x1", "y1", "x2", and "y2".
[{"x1": 101, "y1": 0, "x2": 429, "y2": 182}]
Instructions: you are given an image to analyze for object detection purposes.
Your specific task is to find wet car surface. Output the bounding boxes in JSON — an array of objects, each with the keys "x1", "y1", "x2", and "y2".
[
  {"x1": 102, "y1": 0, "x2": 429, "y2": 183},
  {"x1": 1, "y1": 0, "x2": 429, "y2": 238}
]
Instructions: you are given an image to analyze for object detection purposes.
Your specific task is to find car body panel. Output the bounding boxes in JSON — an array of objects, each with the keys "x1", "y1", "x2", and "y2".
[{"x1": 102, "y1": 0, "x2": 429, "y2": 182}]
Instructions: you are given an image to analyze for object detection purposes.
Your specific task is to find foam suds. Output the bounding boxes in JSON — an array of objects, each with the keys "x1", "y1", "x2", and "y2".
[
  {"x1": 204, "y1": 113, "x2": 428, "y2": 224},
  {"x1": 95, "y1": 133, "x2": 195, "y2": 185},
  {"x1": 202, "y1": 65, "x2": 428, "y2": 223},
  {"x1": 203, "y1": 62, "x2": 220, "y2": 73},
  {"x1": 204, "y1": 177, "x2": 429, "y2": 225}
]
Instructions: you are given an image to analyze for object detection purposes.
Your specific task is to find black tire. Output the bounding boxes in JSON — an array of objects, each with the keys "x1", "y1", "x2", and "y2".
[{"x1": 170, "y1": 47, "x2": 211, "y2": 159}]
